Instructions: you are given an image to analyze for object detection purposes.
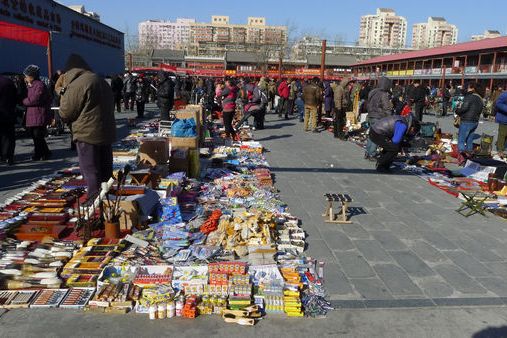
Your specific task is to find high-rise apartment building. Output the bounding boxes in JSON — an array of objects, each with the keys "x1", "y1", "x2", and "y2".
[
  {"x1": 189, "y1": 16, "x2": 287, "y2": 56},
  {"x1": 359, "y1": 8, "x2": 407, "y2": 48},
  {"x1": 138, "y1": 18, "x2": 195, "y2": 50},
  {"x1": 412, "y1": 17, "x2": 458, "y2": 49},
  {"x1": 471, "y1": 30, "x2": 501, "y2": 41}
]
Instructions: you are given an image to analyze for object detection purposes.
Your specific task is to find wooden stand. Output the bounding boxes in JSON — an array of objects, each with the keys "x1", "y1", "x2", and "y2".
[{"x1": 323, "y1": 194, "x2": 353, "y2": 224}]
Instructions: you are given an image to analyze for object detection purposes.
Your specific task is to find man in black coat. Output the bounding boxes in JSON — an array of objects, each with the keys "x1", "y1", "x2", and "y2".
[
  {"x1": 411, "y1": 81, "x2": 427, "y2": 122},
  {"x1": 156, "y1": 71, "x2": 174, "y2": 121},
  {"x1": 111, "y1": 74, "x2": 124, "y2": 113},
  {"x1": 0, "y1": 75, "x2": 18, "y2": 165}
]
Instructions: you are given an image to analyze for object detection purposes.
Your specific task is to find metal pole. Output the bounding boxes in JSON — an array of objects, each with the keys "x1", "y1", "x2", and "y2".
[
  {"x1": 320, "y1": 39, "x2": 326, "y2": 81},
  {"x1": 128, "y1": 53, "x2": 133, "y2": 71},
  {"x1": 47, "y1": 32, "x2": 53, "y2": 81},
  {"x1": 490, "y1": 51, "x2": 497, "y2": 91},
  {"x1": 278, "y1": 52, "x2": 282, "y2": 79},
  {"x1": 442, "y1": 64, "x2": 446, "y2": 92},
  {"x1": 461, "y1": 55, "x2": 468, "y2": 87}
]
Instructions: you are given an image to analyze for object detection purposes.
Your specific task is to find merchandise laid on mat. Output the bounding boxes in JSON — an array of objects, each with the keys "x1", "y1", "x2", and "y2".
[
  {"x1": 341, "y1": 117, "x2": 507, "y2": 219},
  {"x1": 0, "y1": 104, "x2": 332, "y2": 324}
]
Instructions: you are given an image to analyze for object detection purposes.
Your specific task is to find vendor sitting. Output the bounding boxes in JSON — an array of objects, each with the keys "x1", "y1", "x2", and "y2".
[{"x1": 369, "y1": 114, "x2": 420, "y2": 173}]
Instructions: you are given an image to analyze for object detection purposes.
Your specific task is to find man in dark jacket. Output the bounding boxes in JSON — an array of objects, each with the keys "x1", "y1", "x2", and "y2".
[
  {"x1": 0, "y1": 75, "x2": 17, "y2": 165},
  {"x1": 59, "y1": 54, "x2": 116, "y2": 197},
  {"x1": 365, "y1": 76, "x2": 393, "y2": 159},
  {"x1": 111, "y1": 75, "x2": 124, "y2": 113},
  {"x1": 455, "y1": 82, "x2": 484, "y2": 153},
  {"x1": 302, "y1": 77, "x2": 322, "y2": 132},
  {"x1": 442, "y1": 85, "x2": 451, "y2": 117},
  {"x1": 369, "y1": 114, "x2": 419, "y2": 172},
  {"x1": 156, "y1": 71, "x2": 174, "y2": 121},
  {"x1": 495, "y1": 90, "x2": 507, "y2": 157},
  {"x1": 123, "y1": 72, "x2": 136, "y2": 111},
  {"x1": 411, "y1": 81, "x2": 427, "y2": 122}
]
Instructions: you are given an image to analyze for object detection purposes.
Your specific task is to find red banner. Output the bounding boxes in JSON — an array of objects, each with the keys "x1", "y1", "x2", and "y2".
[{"x1": 0, "y1": 21, "x2": 49, "y2": 47}]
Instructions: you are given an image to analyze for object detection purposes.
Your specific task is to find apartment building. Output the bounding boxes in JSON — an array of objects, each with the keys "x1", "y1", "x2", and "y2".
[
  {"x1": 359, "y1": 8, "x2": 407, "y2": 48},
  {"x1": 189, "y1": 16, "x2": 287, "y2": 56},
  {"x1": 138, "y1": 18, "x2": 195, "y2": 49},
  {"x1": 471, "y1": 30, "x2": 502, "y2": 41},
  {"x1": 412, "y1": 17, "x2": 458, "y2": 49}
]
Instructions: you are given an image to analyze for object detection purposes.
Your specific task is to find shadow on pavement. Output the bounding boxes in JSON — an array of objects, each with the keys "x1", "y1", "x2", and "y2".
[
  {"x1": 269, "y1": 166, "x2": 414, "y2": 176},
  {"x1": 473, "y1": 326, "x2": 507, "y2": 338},
  {"x1": 266, "y1": 122, "x2": 296, "y2": 129},
  {"x1": 256, "y1": 134, "x2": 293, "y2": 141}
]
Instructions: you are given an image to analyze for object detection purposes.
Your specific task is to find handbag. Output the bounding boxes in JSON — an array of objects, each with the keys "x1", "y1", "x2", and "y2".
[{"x1": 453, "y1": 115, "x2": 461, "y2": 128}]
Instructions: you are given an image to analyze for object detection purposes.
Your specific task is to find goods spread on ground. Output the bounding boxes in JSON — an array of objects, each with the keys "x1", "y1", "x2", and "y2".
[{"x1": 0, "y1": 105, "x2": 332, "y2": 325}]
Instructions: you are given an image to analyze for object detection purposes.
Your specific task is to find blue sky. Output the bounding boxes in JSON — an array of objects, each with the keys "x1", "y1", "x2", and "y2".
[{"x1": 61, "y1": 0, "x2": 507, "y2": 45}]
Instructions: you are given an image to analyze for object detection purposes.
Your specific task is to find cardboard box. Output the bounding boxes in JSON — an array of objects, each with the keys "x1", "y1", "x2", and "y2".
[
  {"x1": 138, "y1": 138, "x2": 169, "y2": 165},
  {"x1": 104, "y1": 200, "x2": 138, "y2": 231},
  {"x1": 170, "y1": 136, "x2": 198, "y2": 150},
  {"x1": 169, "y1": 148, "x2": 189, "y2": 174}
]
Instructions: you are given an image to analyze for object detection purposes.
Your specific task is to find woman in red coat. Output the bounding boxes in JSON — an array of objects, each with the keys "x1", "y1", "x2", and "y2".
[{"x1": 22, "y1": 65, "x2": 51, "y2": 161}]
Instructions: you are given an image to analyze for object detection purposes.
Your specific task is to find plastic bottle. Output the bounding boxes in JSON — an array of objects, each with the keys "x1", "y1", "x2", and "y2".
[
  {"x1": 167, "y1": 301, "x2": 175, "y2": 318},
  {"x1": 158, "y1": 303, "x2": 167, "y2": 319},
  {"x1": 175, "y1": 297, "x2": 184, "y2": 317},
  {"x1": 149, "y1": 304, "x2": 157, "y2": 320}
]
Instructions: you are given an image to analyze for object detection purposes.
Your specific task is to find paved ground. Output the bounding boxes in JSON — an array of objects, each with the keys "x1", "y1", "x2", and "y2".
[
  {"x1": 2, "y1": 107, "x2": 507, "y2": 337},
  {"x1": 255, "y1": 112, "x2": 507, "y2": 308},
  {"x1": 0, "y1": 108, "x2": 158, "y2": 201}
]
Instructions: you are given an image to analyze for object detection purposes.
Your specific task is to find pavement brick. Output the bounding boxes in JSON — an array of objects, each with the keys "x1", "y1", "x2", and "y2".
[
  {"x1": 349, "y1": 278, "x2": 393, "y2": 300},
  {"x1": 371, "y1": 231, "x2": 408, "y2": 251},
  {"x1": 320, "y1": 230, "x2": 355, "y2": 251},
  {"x1": 476, "y1": 277, "x2": 507, "y2": 297},
  {"x1": 354, "y1": 240, "x2": 393, "y2": 262},
  {"x1": 409, "y1": 241, "x2": 448, "y2": 263},
  {"x1": 334, "y1": 252, "x2": 376, "y2": 278},
  {"x1": 389, "y1": 251, "x2": 436, "y2": 277},
  {"x1": 418, "y1": 231, "x2": 458, "y2": 250},
  {"x1": 444, "y1": 251, "x2": 496, "y2": 277},
  {"x1": 373, "y1": 264, "x2": 425, "y2": 296},
  {"x1": 433, "y1": 264, "x2": 488, "y2": 294},
  {"x1": 323, "y1": 263, "x2": 354, "y2": 296},
  {"x1": 340, "y1": 224, "x2": 371, "y2": 239},
  {"x1": 417, "y1": 279, "x2": 455, "y2": 298},
  {"x1": 465, "y1": 231, "x2": 506, "y2": 249},
  {"x1": 381, "y1": 221, "x2": 422, "y2": 240},
  {"x1": 455, "y1": 238, "x2": 503, "y2": 262},
  {"x1": 484, "y1": 262, "x2": 507, "y2": 279},
  {"x1": 305, "y1": 239, "x2": 335, "y2": 263}
]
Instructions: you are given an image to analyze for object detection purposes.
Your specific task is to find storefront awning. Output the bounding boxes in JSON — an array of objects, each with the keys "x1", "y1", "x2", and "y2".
[{"x1": 0, "y1": 21, "x2": 49, "y2": 47}]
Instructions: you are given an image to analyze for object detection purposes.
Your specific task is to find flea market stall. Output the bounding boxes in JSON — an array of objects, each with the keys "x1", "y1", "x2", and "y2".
[{"x1": 0, "y1": 104, "x2": 332, "y2": 324}]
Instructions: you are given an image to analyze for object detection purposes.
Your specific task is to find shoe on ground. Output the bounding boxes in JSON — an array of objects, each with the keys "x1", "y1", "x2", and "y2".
[{"x1": 312, "y1": 129, "x2": 319, "y2": 133}]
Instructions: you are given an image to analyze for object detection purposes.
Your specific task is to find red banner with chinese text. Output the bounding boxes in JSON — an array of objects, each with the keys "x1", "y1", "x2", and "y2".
[{"x1": 0, "y1": 21, "x2": 49, "y2": 47}]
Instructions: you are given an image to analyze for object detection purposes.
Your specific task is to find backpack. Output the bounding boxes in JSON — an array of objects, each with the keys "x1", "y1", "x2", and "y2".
[{"x1": 257, "y1": 87, "x2": 268, "y2": 108}]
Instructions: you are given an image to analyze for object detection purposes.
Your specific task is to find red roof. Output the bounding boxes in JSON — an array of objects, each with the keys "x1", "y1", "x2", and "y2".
[{"x1": 355, "y1": 36, "x2": 507, "y2": 66}]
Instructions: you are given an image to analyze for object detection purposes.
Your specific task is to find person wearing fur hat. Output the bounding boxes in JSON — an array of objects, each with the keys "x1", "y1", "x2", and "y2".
[{"x1": 22, "y1": 64, "x2": 52, "y2": 161}]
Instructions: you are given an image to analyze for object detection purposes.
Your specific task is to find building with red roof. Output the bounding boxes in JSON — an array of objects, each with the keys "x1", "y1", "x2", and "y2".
[{"x1": 352, "y1": 36, "x2": 507, "y2": 90}]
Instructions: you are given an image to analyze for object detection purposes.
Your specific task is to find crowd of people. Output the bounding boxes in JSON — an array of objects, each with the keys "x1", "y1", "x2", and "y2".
[{"x1": 2, "y1": 59, "x2": 507, "y2": 178}]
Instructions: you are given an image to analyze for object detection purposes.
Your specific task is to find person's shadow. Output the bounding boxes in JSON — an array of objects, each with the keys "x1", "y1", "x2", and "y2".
[{"x1": 473, "y1": 326, "x2": 507, "y2": 338}]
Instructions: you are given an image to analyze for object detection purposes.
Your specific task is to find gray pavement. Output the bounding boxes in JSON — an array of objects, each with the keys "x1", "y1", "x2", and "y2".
[
  {"x1": 254, "y1": 112, "x2": 507, "y2": 308},
  {"x1": 2, "y1": 107, "x2": 507, "y2": 337}
]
